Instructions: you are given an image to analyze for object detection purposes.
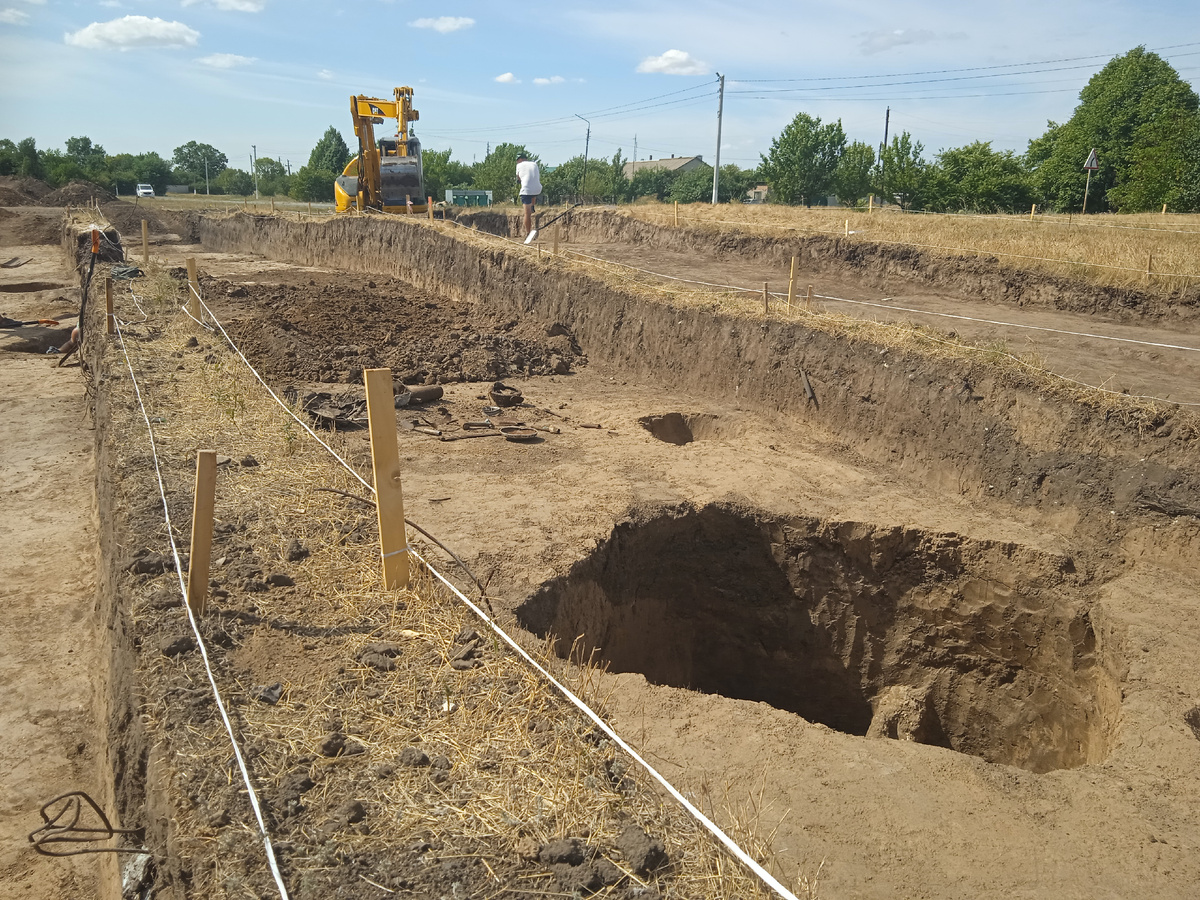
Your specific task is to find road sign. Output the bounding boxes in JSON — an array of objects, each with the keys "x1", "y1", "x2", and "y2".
[{"x1": 1084, "y1": 148, "x2": 1099, "y2": 171}]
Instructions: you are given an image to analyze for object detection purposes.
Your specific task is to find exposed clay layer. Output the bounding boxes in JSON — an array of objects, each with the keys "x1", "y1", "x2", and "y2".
[
  {"x1": 194, "y1": 213, "x2": 1200, "y2": 553},
  {"x1": 519, "y1": 503, "x2": 1124, "y2": 774}
]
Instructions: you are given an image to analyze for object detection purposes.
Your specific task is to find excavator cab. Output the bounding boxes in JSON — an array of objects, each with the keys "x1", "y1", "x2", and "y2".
[{"x1": 334, "y1": 86, "x2": 426, "y2": 214}]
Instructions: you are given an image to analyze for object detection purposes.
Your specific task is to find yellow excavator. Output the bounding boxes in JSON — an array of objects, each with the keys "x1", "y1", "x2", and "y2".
[{"x1": 334, "y1": 87, "x2": 427, "y2": 214}]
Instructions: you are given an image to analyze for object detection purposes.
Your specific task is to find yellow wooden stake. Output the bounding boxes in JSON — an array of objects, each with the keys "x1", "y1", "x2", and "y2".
[
  {"x1": 787, "y1": 256, "x2": 797, "y2": 310},
  {"x1": 105, "y1": 276, "x2": 114, "y2": 335},
  {"x1": 1030, "y1": 203, "x2": 1037, "y2": 221},
  {"x1": 308, "y1": 201, "x2": 313, "y2": 215},
  {"x1": 185, "y1": 258, "x2": 201, "y2": 318},
  {"x1": 762, "y1": 282, "x2": 769, "y2": 314},
  {"x1": 674, "y1": 201, "x2": 679, "y2": 227},
  {"x1": 1163, "y1": 203, "x2": 1168, "y2": 215},
  {"x1": 844, "y1": 219, "x2": 849, "y2": 236},
  {"x1": 428, "y1": 197, "x2": 435, "y2": 222},
  {"x1": 1146, "y1": 252, "x2": 1153, "y2": 282},
  {"x1": 271, "y1": 198, "x2": 276, "y2": 214},
  {"x1": 141, "y1": 219, "x2": 149, "y2": 266},
  {"x1": 186, "y1": 450, "x2": 217, "y2": 616},
  {"x1": 805, "y1": 284, "x2": 813, "y2": 310},
  {"x1": 868, "y1": 195, "x2": 873, "y2": 213},
  {"x1": 364, "y1": 368, "x2": 409, "y2": 590}
]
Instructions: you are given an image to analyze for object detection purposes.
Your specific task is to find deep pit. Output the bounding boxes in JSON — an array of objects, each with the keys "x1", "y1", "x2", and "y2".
[
  {"x1": 639, "y1": 412, "x2": 721, "y2": 445},
  {"x1": 519, "y1": 504, "x2": 1124, "y2": 773}
]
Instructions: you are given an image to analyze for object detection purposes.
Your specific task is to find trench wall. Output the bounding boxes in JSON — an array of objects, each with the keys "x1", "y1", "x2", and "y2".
[
  {"x1": 196, "y1": 213, "x2": 1200, "y2": 550},
  {"x1": 460, "y1": 208, "x2": 1200, "y2": 323}
]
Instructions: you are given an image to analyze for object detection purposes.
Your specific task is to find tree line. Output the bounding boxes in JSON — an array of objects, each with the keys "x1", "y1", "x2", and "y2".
[
  {"x1": 758, "y1": 47, "x2": 1200, "y2": 214},
  {"x1": 3, "y1": 47, "x2": 1194, "y2": 213}
]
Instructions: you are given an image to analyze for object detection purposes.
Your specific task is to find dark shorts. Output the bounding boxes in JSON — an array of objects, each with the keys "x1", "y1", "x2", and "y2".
[{"x1": 520, "y1": 194, "x2": 538, "y2": 206}]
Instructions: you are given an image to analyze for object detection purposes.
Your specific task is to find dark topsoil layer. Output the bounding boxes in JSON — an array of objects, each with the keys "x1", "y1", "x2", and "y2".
[
  {"x1": 207, "y1": 271, "x2": 586, "y2": 385},
  {"x1": 461, "y1": 208, "x2": 1200, "y2": 323}
]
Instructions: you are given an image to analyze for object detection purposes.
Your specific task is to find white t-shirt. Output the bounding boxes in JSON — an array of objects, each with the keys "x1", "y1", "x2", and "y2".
[{"x1": 516, "y1": 159, "x2": 542, "y2": 196}]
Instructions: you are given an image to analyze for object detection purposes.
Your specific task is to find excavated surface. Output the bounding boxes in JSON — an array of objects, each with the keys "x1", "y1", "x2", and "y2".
[{"x1": 520, "y1": 504, "x2": 1122, "y2": 773}]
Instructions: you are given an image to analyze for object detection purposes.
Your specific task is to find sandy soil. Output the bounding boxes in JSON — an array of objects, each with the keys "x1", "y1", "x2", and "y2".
[{"x1": 0, "y1": 241, "x2": 101, "y2": 897}]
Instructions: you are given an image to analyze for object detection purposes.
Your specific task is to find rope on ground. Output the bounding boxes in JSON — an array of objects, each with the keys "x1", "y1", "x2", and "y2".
[
  {"x1": 175, "y1": 261, "x2": 804, "y2": 900},
  {"x1": 112, "y1": 314, "x2": 291, "y2": 900}
]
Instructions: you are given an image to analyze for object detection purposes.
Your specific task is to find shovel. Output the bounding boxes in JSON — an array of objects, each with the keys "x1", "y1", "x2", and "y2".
[{"x1": 524, "y1": 203, "x2": 581, "y2": 245}]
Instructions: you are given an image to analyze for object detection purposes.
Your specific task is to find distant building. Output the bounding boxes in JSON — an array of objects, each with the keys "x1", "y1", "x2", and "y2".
[
  {"x1": 622, "y1": 155, "x2": 706, "y2": 179},
  {"x1": 746, "y1": 183, "x2": 769, "y2": 203}
]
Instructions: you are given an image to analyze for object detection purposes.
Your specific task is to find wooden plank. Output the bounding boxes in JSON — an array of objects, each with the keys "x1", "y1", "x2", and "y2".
[
  {"x1": 141, "y1": 219, "x2": 149, "y2": 266},
  {"x1": 787, "y1": 256, "x2": 797, "y2": 310},
  {"x1": 364, "y1": 367, "x2": 409, "y2": 589},
  {"x1": 185, "y1": 257, "x2": 201, "y2": 318},
  {"x1": 105, "y1": 276, "x2": 113, "y2": 335},
  {"x1": 186, "y1": 450, "x2": 218, "y2": 616}
]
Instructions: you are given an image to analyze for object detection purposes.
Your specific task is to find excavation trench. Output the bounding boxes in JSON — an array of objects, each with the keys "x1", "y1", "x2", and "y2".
[{"x1": 519, "y1": 504, "x2": 1123, "y2": 774}]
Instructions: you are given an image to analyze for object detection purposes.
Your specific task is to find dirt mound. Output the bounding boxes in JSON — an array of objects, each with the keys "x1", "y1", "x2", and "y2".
[
  {"x1": 41, "y1": 180, "x2": 115, "y2": 207},
  {"x1": 0, "y1": 175, "x2": 52, "y2": 206},
  {"x1": 214, "y1": 273, "x2": 586, "y2": 385}
]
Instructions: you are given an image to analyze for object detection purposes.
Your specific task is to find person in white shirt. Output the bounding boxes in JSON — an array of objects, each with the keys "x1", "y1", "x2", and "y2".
[{"x1": 516, "y1": 154, "x2": 542, "y2": 235}]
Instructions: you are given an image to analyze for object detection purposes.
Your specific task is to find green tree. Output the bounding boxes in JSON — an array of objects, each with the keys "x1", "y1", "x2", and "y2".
[
  {"x1": 254, "y1": 156, "x2": 290, "y2": 196},
  {"x1": 308, "y1": 126, "x2": 351, "y2": 175},
  {"x1": 718, "y1": 164, "x2": 755, "y2": 203},
  {"x1": 421, "y1": 147, "x2": 474, "y2": 202},
  {"x1": 216, "y1": 167, "x2": 255, "y2": 196},
  {"x1": 667, "y1": 165, "x2": 716, "y2": 203},
  {"x1": 1106, "y1": 109, "x2": 1200, "y2": 212},
  {"x1": 40, "y1": 150, "x2": 83, "y2": 187},
  {"x1": 834, "y1": 141, "x2": 876, "y2": 207},
  {"x1": 15, "y1": 137, "x2": 43, "y2": 179},
  {"x1": 288, "y1": 165, "x2": 332, "y2": 202},
  {"x1": 877, "y1": 131, "x2": 927, "y2": 208},
  {"x1": 925, "y1": 141, "x2": 1034, "y2": 212},
  {"x1": 172, "y1": 141, "x2": 227, "y2": 189},
  {"x1": 0, "y1": 139, "x2": 17, "y2": 176},
  {"x1": 133, "y1": 152, "x2": 172, "y2": 195},
  {"x1": 1028, "y1": 46, "x2": 1200, "y2": 212},
  {"x1": 65, "y1": 136, "x2": 107, "y2": 176},
  {"x1": 628, "y1": 165, "x2": 676, "y2": 201},
  {"x1": 759, "y1": 112, "x2": 846, "y2": 205},
  {"x1": 472, "y1": 143, "x2": 533, "y2": 202}
]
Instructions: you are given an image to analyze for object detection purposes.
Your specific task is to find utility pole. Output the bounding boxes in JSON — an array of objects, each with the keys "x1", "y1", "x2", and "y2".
[
  {"x1": 712, "y1": 73, "x2": 725, "y2": 205},
  {"x1": 286, "y1": 159, "x2": 291, "y2": 177},
  {"x1": 204, "y1": 156, "x2": 209, "y2": 195},
  {"x1": 251, "y1": 145, "x2": 259, "y2": 199},
  {"x1": 575, "y1": 114, "x2": 591, "y2": 201},
  {"x1": 633, "y1": 134, "x2": 637, "y2": 163}
]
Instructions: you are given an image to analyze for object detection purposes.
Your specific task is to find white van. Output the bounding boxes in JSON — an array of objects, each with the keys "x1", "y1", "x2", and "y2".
[{"x1": 135, "y1": 184, "x2": 155, "y2": 198}]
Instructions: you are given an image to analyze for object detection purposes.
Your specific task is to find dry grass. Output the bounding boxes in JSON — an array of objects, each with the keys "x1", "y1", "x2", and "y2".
[
  {"x1": 620, "y1": 200, "x2": 1200, "y2": 296},
  {"x1": 104, "y1": 264, "x2": 800, "y2": 899}
]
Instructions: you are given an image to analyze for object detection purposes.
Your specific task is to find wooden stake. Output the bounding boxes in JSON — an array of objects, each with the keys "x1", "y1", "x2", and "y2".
[
  {"x1": 552, "y1": 223, "x2": 560, "y2": 256},
  {"x1": 185, "y1": 257, "x2": 201, "y2": 318},
  {"x1": 308, "y1": 201, "x2": 312, "y2": 215},
  {"x1": 762, "y1": 282, "x2": 769, "y2": 314},
  {"x1": 271, "y1": 198, "x2": 275, "y2": 214},
  {"x1": 105, "y1": 276, "x2": 114, "y2": 335},
  {"x1": 674, "y1": 201, "x2": 679, "y2": 227},
  {"x1": 364, "y1": 367, "x2": 409, "y2": 590},
  {"x1": 1162, "y1": 203, "x2": 1168, "y2": 215},
  {"x1": 787, "y1": 256, "x2": 797, "y2": 310},
  {"x1": 186, "y1": 450, "x2": 217, "y2": 616},
  {"x1": 844, "y1": 218, "x2": 849, "y2": 236},
  {"x1": 868, "y1": 195, "x2": 873, "y2": 213},
  {"x1": 141, "y1": 219, "x2": 149, "y2": 266},
  {"x1": 428, "y1": 197, "x2": 434, "y2": 222},
  {"x1": 1030, "y1": 203, "x2": 1037, "y2": 221},
  {"x1": 1146, "y1": 252, "x2": 1153, "y2": 282},
  {"x1": 243, "y1": 197, "x2": 248, "y2": 210},
  {"x1": 805, "y1": 284, "x2": 813, "y2": 310}
]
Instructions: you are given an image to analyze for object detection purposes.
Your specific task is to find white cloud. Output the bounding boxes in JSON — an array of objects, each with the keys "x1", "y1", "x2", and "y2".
[
  {"x1": 409, "y1": 16, "x2": 473, "y2": 34},
  {"x1": 199, "y1": 52, "x2": 255, "y2": 68},
  {"x1": 494, "y1": 72, "x2": 518, "y2": 83},
  {"x1": 532, "y1": 75, "x2": 564, "y2": 85},
  {"x1": 182, "y1": 0, "x2": 266, "y2": 11},
  {"x1": 317, "y1": 68, "x2": 334, "y2": 79},
  {"x1": 636, "y1": 49, "x2": 709, "y2": 76},
  {"x1": 857, "y1": 28, "x2": 964, "y2": 55},
  {"x1": 99, "y1": 1, "x2": 122, "y2": 7},
  {"x1": 64, "y1": 16, "x2": 200, "y2": 50},
  {"x1": 0, "y1": 9, "x2": 30, "y2": 24}
]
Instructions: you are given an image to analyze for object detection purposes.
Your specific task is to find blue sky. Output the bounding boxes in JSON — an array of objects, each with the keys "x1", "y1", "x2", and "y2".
[{"x1": 1, "y1": 1, "x2": 1197, "y2": 173}]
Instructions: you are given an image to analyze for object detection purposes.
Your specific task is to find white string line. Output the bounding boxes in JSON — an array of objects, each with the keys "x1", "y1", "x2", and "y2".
[
  {"x1": 184, "y1": 257, "x2": 801, "y2": 900},
  {"x1": 112, "y1": 315, "x2": 290, "y2": 900},
  {"x1": 653, "y1": 211, "x2": 1200, "y2": 279},
  {"x1": 414, "y1": 551, "x2": 803, "y2": 900}
]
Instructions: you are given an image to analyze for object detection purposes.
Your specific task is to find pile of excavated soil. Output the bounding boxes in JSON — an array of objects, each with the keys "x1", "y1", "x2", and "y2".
[
  {"x1": 41, "y1": 180, "x2": 115, "y2": 207},
  {"x1": 213, "y1": 272, "x2": 587, "y2": 385},
  {"x1": 0, "y1": 175, "x2": 52, "y2": 206}
]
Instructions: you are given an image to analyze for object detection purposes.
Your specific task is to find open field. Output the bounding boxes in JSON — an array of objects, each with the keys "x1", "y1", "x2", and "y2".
[{"x1": 3, "y1": 190, "x2": 1200, "y2": 899}]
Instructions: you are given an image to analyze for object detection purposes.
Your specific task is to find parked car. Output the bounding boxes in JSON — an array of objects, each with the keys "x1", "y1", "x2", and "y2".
[{"x1": 135, "y1": 184, "x2": 155, "y2": 198}]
